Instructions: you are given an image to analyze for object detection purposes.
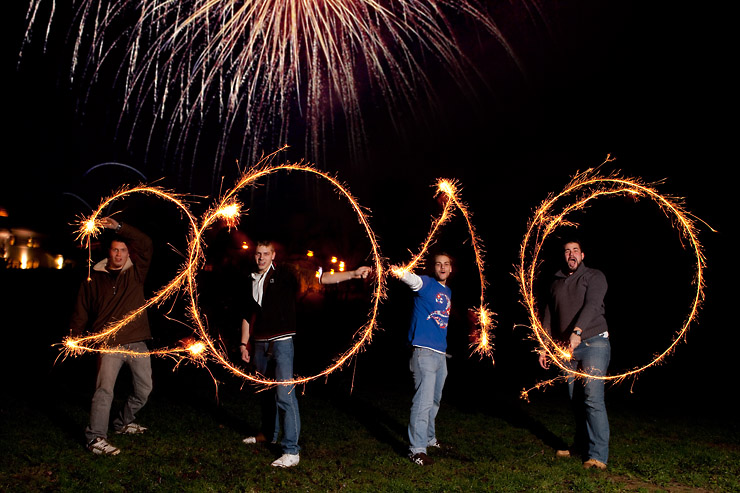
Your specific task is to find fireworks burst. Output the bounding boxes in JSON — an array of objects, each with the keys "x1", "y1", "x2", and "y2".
[
  {"x1": 517, "y1": 159, "x2": 711, "y2": 400},
  {"x1": 22, "y1": 0, "x2": 520, "y2": 180}
]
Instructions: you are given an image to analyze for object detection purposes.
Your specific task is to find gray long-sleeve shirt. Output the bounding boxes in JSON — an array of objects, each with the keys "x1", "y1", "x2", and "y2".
[{"x1": 542, "y1": 262, "x2": 608, "y2": 341}]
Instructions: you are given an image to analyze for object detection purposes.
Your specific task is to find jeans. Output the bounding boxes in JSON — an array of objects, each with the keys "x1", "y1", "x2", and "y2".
[
  {"x1": 253, "y1": 338, "x2": 301, "y2": 455},
  {"x1": 566, "y1": 335, "x2": 610, "y2": 464},
  {"x1": 85, "y1": 342, "x2": 153, "y2": 443},
  {"x1": 408, "y1": 347, "x2": 447, "y2": 454}
]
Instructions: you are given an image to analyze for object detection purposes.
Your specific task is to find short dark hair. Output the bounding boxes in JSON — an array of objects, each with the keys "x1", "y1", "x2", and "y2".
[
  {"x1": 106, "y1": 235, "x2": 130, "y2": 250},
  {"x1": 432, "y1": 251, "x2": 453, "y2": 263},
  {"x1": 562, "y1": 238, "x2": 584, "y2": 251},
  {"x1": 256, "y1": 240, "x2": 274, "y2": 250},
  {"x1": 428, "y1": 251, "x2": 453, "y2": 272}
]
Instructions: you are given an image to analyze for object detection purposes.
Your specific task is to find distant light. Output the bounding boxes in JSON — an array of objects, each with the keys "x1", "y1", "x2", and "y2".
[
  {"x1": 20, "y1": 251, "x2": 28, "y2": 270},
  {"x1": 331, "y1": 256, "x2": 337, "y2": 263},
  {"x1": 241, "y1": 242, "x2": 249, "y2": 250},
  {"x1": 339, "y1": 261, "x2": 345, "y2": 272},
  {"x1": 329, "y1": 269, "x2": 335, "y2": 274},
  {"x1": 55, "y1": 255, "x2": 64, "y2": 270},
  {"x1": 315, "y1": 270, "x2": 321, "y2": 278},
  {"x1": 307, "y1": 250, "x2": 314, "y2": 257}
]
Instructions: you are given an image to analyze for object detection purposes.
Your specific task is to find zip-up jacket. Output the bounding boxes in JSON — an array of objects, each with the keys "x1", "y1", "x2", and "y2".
[
  {"x1": 242, "y1": 265, "x2": 298, "y2": 341},
  {"x1": 542, "y1": 262, "x2": 608, "y2": 341},
  {"x1": 69, "y1": 224, "x2": 153, "y2": 346}
]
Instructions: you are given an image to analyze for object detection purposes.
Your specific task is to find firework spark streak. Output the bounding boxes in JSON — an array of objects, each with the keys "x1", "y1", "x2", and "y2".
[
  {"x1": 22, "y1": 0, "x2": 519, "y2": 178},
  {"x1": 391, "y1": 178, "x2": 495, "y2": 361},
  {"x1": 517, "y1": 160, "x2": 710, "y2": 400}
]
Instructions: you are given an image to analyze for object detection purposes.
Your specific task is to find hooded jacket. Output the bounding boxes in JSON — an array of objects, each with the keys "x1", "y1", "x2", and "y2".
[{"x1": 70, "y1": 224, "x2": 153, "y2": 346}]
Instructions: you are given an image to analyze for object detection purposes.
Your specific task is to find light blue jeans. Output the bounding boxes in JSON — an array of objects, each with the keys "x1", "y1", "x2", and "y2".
[
  {"x1": 566, "y1": 336, "x2": 610, "y2": 464},
  {"x1": 253, "y1": 339, "x2": 301, "y2": 455},
  {"x1": 408, "y1": 347, "x2": 447, "y2": 455},
  {"x1": 85, "y1": 342, "x2": 153, "y2": 443}
]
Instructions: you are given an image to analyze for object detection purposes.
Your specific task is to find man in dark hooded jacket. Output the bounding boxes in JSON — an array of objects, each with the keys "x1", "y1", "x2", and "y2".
[{"x1": 70, "y1": 217, "x2": 153, "y2": 455}]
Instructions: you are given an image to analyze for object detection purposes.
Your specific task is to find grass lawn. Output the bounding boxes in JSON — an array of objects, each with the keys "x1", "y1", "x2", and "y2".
[{"x1": 1, "y1": 356, "x2": 737, "y2": 492}]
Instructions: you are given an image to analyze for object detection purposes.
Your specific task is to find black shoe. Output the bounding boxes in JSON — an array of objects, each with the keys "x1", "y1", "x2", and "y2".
[{"x1": 409, "y1": 452, "x2": 434, "y2": 466}]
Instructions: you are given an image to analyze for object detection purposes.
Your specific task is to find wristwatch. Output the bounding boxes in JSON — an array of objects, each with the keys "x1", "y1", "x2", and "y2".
[{"x1": 573, "y1": 329, "x2": 582, "y2": 337}]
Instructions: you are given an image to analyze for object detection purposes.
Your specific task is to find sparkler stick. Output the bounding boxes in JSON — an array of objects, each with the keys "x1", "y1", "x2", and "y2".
[{"x1": 517, "y1": 161, "x2": 710, "y2": 400}]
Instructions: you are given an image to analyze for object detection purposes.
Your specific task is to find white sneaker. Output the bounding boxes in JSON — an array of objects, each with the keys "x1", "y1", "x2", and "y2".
[
  {"x1": 271, "y1": 453, "x2": 300, "y2": 468},
  {"x1": 243, "y1": 436, "x2": 258, "y2": 444},
  {"x1": 88, "y1": 437, "x2": 121, "y2": 456},
  {"x1": 115, "y1": 423, "x2": 148, "y2": 435}
]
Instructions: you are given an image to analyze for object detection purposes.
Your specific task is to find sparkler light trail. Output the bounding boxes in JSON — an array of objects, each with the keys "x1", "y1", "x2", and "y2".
[
  {"x1": 517, "y1": 161, "x2": 710, "y2": 400},
  {"x1": 21, "y1": 0, "x2": 520, "y2": 181},
  {"x1": 392, "y1": 178, "x2": 495, "y2": 361},
  {"x1": 62, "y1": 152, "x2": 495, "y2": 387},
  {"x1": 64, "y1": 150, "x2": 385, "y2": 388}
]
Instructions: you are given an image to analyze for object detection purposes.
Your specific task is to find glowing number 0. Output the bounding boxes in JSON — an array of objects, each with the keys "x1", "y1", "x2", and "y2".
[{"x1": 517, "y1": 165, "x2": 707, "y2": 396}]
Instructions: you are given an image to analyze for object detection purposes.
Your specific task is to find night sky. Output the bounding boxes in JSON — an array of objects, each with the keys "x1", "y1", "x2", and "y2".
[{"x1": 2, "y1": 2, "x2": 734, "y2": 404}]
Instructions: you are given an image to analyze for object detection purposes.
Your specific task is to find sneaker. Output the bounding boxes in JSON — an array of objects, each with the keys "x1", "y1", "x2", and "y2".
[
  {"x1": 555, "y1": 449, "x2": 571, "y2": 458},
  {"x1": 243, "y1": 433, "x2": 268, "y2": 445},
  {"x1": 88, "y1": 437, "x2": 121, "y2": 456},
  {"x1": 115, "y1": 423, "x2": 148, "y2": 435},
  {"x1": 428, "y1": 440, "x2": 449, "y2": 453},
  {"x1": 583, "y1": 458, "x2": 607, "y2": 470},
  {"x1": 409, "y1": 452, "x2": 434, "y2": 466},
  {"x1": 271, "y1": 453, "x2": 300, "y2": 468}
]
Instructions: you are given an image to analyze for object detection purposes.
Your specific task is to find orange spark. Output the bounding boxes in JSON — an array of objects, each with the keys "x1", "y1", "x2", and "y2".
[{"x1": 215, "y1": 202, "x2": 242, "y2": 229}]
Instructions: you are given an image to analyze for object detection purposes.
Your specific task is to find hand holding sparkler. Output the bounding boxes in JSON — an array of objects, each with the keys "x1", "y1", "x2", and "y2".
[
  {"x1": 319, "y1": 266, "x2": 372, "y2": 284},
  {"x1": 569, "y1": 331, "x2": 582, "y2": 351},
  {"x1": 239, "y1": 319, "x2": 251, "y2": 364},
  {"x1": 99, "y1": 217, "x2": 120, "y2": 230}
]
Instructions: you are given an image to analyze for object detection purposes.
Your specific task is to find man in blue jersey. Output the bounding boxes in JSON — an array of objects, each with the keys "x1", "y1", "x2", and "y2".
[{"x1": 396, "y1": 253, "x2": 452, "y2": 466}]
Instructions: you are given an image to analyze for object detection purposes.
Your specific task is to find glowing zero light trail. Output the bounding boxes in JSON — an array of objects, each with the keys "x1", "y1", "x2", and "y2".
[
  {"x1": 64, "y1": 152, "x2": 494, "y2": 387},
  {"x1": 517, "y1": 161, "x2": 711, "y2": 400}
]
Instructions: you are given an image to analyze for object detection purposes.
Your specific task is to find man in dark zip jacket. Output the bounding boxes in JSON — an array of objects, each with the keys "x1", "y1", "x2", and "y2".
[
  {"x1": 539, "y1": 239, "x2": 610, "y2": 470},
  {"x1": 70, "y1": 217, "x2": 153, "y2": 455}
]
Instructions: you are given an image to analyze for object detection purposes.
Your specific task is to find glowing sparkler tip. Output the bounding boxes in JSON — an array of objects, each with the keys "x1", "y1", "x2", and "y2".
[
  {"x1": 215, "y1": 202, "x2": 242, "y2": 228},
  {"x1": 187, "y1": 341, "x2": 206, "y2": 357},
  {"x1": 437, "y1": 180, "x2": 456, "y2": 196},
  {"x1": 83, "y1": 219, "x2": 98, "y2": 234}
]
